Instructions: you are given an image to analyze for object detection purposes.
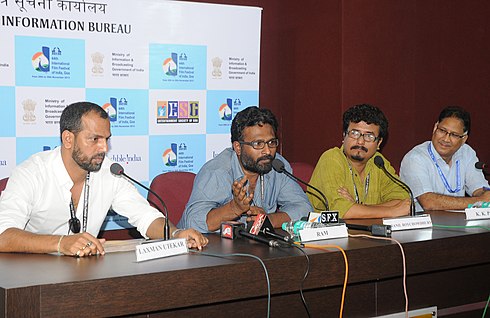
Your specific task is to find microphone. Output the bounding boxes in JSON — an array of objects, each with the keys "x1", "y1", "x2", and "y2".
[
  {"x1": 475, "y1": 162, "x2": 489, "y2": 175},
  {"x1": 238, "y1": 228, "x2": 280, "y2": 247},
  {"x1": 374, "y1": 156, "x2": 416, "y2": 216},
  {"x1": 272, "y1": 159, "x2": 330, "y2": 210},
  {"x1": 110, "y1": 163, "x2": 170, "y2": 240}
]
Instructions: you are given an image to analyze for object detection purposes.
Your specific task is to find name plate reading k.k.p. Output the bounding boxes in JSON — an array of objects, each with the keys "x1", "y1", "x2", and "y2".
[
  {"x1": 465, "y1": 208, "x2": 490, "y2": 220},
  {"x1": 299, "y1": 224, "x2": 348, "y2": 242},
  {"x1": 136, "y1": 238, "x2": 188, "y2": 262}
]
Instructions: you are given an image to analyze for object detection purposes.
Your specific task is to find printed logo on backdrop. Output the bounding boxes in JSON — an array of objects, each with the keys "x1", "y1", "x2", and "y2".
[
  {"x1": 218, "y1": 98, "x2": 241, "y2": 124},
  {"x1": 91, "y1": 52, "x2": 104, "y2": 75},
  {"x1": 31, "y1": 46, "x2": 69, "y2": 78},
  {"x1": 219, "y1": 99, "x2": 232, "y2": 121},
  {"x1": 162, "y1": 142, "x2": 195, "y2": 171},
  {"x1": 110, "y1": 153, "x2": 142, "y2": 165},
  {"x1": 102, "y1": 97, "x2": 136, "y2": 128},
  {"x1": 149, "y1": 44, "x2": 206, "y2": 90},
  {"x1": 16, "y1": 37, "x2": 84, "y2": 87},
  {"x1": 162, "y1": 52, "x2": 192, "y2": 81},
  {"x1": 22, "y1": 99, "x2": 37, "y2": 123},
  {"x1": 205, "y1": 90, "x2": 258, "y2": 134},
  {"x1": 32, "y1": 46, "x2": 50, "y2": 72},
  {"x1": 156, "y1": 100, "x2": 199, "y2": 124},
  {"x1": 211, "y1": 56, "x2": 223, "y2": 79},
  {"x1": 162, "y1": 143, "x2": 178, "y2": 166}
]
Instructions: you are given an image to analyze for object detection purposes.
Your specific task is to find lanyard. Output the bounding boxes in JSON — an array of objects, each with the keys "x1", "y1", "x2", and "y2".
[
  {"x1": 69, "y1": 172, "x2": 90, "y2": 233},
  {"x1": 347, "y1": 163, "x2": 370, "y2": 204},
  {"x1": 427, "y1": 143, "x2": 461, "y2": 193}
]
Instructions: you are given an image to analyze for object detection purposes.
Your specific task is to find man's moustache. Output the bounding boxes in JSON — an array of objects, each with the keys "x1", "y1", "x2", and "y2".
[
  {"x1": 257, "y1": 155, "x2": 274, "y2": 162},
  {"x1": 351, "y1": 145, "x2": 368, "y2": 152}
]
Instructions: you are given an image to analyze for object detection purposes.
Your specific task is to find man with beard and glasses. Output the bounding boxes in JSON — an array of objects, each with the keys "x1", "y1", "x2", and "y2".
[
  {"x1": 178, "y1": 106, "x2": 312, "y2": 233},
  {"x1": 308, "y1": 104, "x2": 410, "y2": 219},
  {"x1": 0, "y1": 102, "x2": 207, "y2": 256}
]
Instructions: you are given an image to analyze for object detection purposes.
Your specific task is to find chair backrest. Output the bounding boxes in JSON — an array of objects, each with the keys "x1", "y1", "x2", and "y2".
[
  {"x1": 147, "y1": 171, "x2": 196, "y2": 225},
  {"x1": 289, "y1": 162, "x2": 315, "y2": 192},
  {"x1": 0, "y1": 177, "x2": 8, "y2": 196}
]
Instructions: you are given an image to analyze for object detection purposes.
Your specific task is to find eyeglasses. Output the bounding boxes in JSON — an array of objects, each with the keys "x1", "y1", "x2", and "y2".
[
  {"x1": 239, "y1": 138, "x2": 279, "y2": 150},
  {"x1": 346, "y1": 129, "x2": 379, "y2": 142},
  {"x1": 434, "y1": 126, "x2": 467, "y2": 141}
]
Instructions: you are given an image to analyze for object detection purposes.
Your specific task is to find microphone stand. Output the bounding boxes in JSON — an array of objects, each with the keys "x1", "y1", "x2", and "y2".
[
  {"x1": 374, "y1": 156, "x2": 416, "y2": 216},
  {"x1": 119, "y1": 171, "x2": 170, "y2": 240}
]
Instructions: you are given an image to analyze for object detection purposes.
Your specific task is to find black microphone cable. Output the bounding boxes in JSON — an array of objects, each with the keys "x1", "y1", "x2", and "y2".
[
  {"x1": 374, "y1": 156, "x2": 416, "y2": 216},
  {"x1": 189, "y1": 250, "x2": 271, "y2": 318},
  {"x1": 272, "y1": 159, "x2": 330, "y2": 211},
  {"x1": 291, "y1": 244, "x2": 312, "y2": 318}
]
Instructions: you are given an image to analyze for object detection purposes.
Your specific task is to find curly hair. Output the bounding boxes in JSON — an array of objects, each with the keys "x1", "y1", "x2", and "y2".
[{"x1": 343, "y1": 104, "x2": 388, "y2": 139}]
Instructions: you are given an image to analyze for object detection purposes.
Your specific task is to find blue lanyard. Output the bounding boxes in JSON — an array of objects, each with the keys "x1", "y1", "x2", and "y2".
[{"x1": 427, "y1": 143, "x2": 461, "y2": 193}]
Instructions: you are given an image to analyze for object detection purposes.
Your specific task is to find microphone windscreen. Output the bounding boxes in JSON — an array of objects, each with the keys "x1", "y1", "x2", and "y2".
[
  {"x1": 475, "y1": 162, "x2": 486, "y2": 170},
  {"x1": 272, "y1": 158, "x2": 285, "y2": 172},
  {"x1": 110, "y1": 163, "x2": 124, "y2": 175},
  {"x1": 374, "y1": 155, "x2": 385, "y2": 168}
]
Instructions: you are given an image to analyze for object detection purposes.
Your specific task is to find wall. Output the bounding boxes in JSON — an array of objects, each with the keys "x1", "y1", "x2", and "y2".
[{"x1": 199, "y1": 0, "x2": 490, "y2": 173}]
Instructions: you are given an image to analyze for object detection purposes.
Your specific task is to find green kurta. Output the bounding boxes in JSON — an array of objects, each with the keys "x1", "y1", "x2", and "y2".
[{"x1": 308, "y1": 146, "x2": 409, "y2": 218}]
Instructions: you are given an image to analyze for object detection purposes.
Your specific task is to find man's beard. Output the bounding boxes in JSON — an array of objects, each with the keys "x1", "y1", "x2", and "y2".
[
  {"x1": 350, "y1": 145, "x2": 368, "y2": 162},
  {"x1": 240, "y1": 151, "x2": 274, "y2": 175},
  {"x1": 72, "y1": 143, "x2": 105, "y2": 172}
]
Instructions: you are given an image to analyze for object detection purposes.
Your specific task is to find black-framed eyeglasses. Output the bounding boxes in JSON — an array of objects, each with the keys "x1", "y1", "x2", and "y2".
[
  {"x1": 239, "y1": 138, "x2": 279, "y2": 150},
  {"x1": 346, "y1": 129, "x2": 379, "y2": 142},
  {"x1": 434, "y1": 126, "x2": 467, "y2": 140}
]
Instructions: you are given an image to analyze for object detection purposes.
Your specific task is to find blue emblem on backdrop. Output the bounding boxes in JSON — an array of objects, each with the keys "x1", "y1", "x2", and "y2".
[
  {"x1": 86, "y1": 89, "x2": 149, "y2": 136},
  {"x1": 149, "y1": 44, "x2": 206, "y2": 90},
  {"x1": 15, "y1": 36, "x2": 85, "y2": 87},
  {"x1": 206, "y1": 90, "x2": 259, "y2": 134},
  {"x1": 149, "y1": 134, "x2": 206, "y2": 178},
  {"x1": 0, "y1": 87, "x2": 16, "y2": 137}
]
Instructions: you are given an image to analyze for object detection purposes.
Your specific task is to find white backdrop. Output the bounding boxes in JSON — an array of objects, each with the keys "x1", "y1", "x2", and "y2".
[{"x1": 0, "y1": 0, "x2": 261, "y2": 229}]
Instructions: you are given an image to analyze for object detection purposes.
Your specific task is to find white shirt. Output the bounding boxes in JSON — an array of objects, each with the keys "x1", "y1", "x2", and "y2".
[
  {"x1": 400, "y1": 141, "x2": 489, "y2": 211},
  {"x1": 0, "y1": 147, "x2": 163, "y2": 237}
]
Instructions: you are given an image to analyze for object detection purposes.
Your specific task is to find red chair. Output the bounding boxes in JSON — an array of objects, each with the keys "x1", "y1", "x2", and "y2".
[
  {"x1": 147, "y1": 172, "x2": 196, "y2": 225},
  {"x1": 289, "y1": 162, "x2": 315, "y2": 192},
  {"x1": 0, "y1": 177, "x2": 8, "y2": 195}
]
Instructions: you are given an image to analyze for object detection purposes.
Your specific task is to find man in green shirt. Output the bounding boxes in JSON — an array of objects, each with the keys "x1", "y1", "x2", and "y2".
[{"x1": 308, "y1": 104, "x2": 410, "y2": 219}]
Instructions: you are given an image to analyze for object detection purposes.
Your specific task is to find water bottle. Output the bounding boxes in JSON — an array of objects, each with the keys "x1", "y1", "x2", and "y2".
[{"x1": 281, "y1": 220, "x2": 329, "y2": 236}]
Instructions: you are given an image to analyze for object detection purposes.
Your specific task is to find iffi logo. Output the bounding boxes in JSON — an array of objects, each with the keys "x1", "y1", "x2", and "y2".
[
  {"x1": 219, "y1": 99, "x2": 232, "y2": 121},
  {"x1": 31, "y1": 46, "x2": 50, "y2": 72},
  {"x1": 102, "y1": 97, "x2": 118, "y2": 122},
  {"x1": 162, "y1": 143, "x2": 178, "y2": 166},
  {"x1": 163, "y1": 52, "x2": 178, "y2": 76}
]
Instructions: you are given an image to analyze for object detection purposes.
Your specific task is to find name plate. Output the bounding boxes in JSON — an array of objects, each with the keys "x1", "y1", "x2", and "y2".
[
  {"x1": 299, "y1": 224, "x2": 348, "y2": 242},
  {"x1": 382, "y1": 214, "x2": 432, "y2": 231},
  {"x1": 135, "y1": 238, "x2": 188, "y2": 262},
  {"x1": 465, "y1": 208, "x2": 490, "y2": 220}
]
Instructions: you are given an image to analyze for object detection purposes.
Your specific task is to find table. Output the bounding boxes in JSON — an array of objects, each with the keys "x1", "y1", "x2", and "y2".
[{"x1": 1, "y1": 211, "x2": 489, "y2": 317}]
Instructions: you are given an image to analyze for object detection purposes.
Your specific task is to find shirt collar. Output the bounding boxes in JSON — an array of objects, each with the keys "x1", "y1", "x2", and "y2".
[{"x1": 52, "y1": 147, "x2": 75, "y2": 190}]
